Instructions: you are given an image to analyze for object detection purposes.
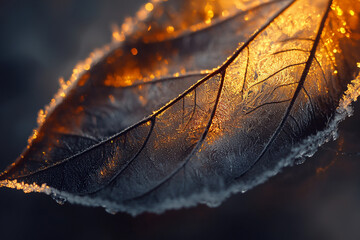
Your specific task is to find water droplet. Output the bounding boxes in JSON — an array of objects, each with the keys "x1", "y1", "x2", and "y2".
[
  {"x1": 105, "y1": 208, "x2": 118, "y2": 215},
  {"x1": 205, "y1": 200, "x2": 221, "y2": 208},
  {"x1": 294, "y1": 156, "x2": 306, "y2": 165},
  {"x1": 51, "y1": 194, "x2": 67, "y2": 205}
]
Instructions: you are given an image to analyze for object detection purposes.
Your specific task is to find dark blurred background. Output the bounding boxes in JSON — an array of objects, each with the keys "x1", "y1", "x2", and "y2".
[{"x1": 1, "y1": 1, "x2": 360, "y2": 239}]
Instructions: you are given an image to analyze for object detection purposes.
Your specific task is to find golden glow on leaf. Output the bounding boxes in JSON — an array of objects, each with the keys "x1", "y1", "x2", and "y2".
[
  {"x1": 145, "y1": 2, "x2": 154, "y2": 12},
  {"x1": 0, "y1": 180, "x2": 50, "y2": 194},
  {"x1": 131, "y1": 48, "x2": 139, "y2": 56},
  {"x1": 166, "y1": 25, "x2": 174, "y2": 33},
  {"x1": 28, "y1": 129, "x2": 38, "y2": 145},
  {"x1": 1, "y1": 0, "x2": 360, "y2": 215},
  {"x1": 338, "y1": 71, "x2": 360, "y2": 111}
]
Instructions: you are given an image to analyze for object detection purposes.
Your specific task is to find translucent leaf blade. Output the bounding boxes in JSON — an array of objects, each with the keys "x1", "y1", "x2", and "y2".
[{"x1": 1, "y1": 0, "x2": 360, "y2": 215}]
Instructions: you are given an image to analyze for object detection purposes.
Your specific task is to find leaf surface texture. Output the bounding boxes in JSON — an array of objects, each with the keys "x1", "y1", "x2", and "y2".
[{"x1": 1, "y1": 0, "x2": 360, "y2": 215}]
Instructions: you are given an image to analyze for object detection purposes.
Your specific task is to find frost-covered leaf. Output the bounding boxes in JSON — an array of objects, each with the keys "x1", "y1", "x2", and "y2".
[{"x1": 1, "y1": 0, "x2": 360, "y2": 215}]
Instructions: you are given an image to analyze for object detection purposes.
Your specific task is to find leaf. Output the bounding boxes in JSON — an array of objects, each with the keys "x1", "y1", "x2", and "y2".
[{"x1": 1, "y1": 0, "x2": 360, "y2": 215}]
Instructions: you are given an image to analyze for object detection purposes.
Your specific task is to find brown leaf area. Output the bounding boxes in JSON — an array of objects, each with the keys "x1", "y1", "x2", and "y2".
[{"x1": 0, "y1": 0, "x2": 360, "y2": 215}]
